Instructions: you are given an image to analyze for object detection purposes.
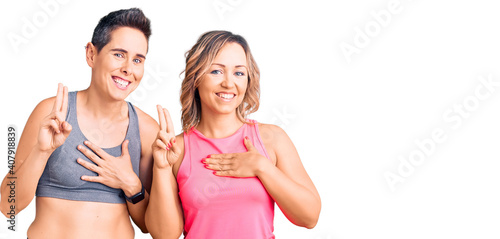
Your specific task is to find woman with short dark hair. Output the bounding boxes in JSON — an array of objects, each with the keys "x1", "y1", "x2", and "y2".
[{"x1": 0, "y1": 8, "x2": 158, "y2": 238}]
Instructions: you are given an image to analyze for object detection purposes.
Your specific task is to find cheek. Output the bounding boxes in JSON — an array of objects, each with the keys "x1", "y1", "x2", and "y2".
[
  {"x1": 238, "y1": 78, "x2": 249, "y2": 95},
  {"x1": 134, "y1": 68, "x2": 145, "y2": 82}
]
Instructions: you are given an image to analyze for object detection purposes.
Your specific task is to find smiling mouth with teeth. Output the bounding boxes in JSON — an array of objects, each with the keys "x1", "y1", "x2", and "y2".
[
  {"x1": 216, "y1": 93, "x2": 236, "y2": 100},
  {"x1": 112, "y1": 76, "x2": 131, "y2": 89}
]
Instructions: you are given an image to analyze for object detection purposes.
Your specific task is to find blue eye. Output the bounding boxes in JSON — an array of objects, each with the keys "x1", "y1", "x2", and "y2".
[
  {"x1": 235, "y1": 72, "x2": 245, "y2": 76},
  {"x1": 211, "y1": 70, "x2": 222, "y2": 75},
  {"x1": 133, "y1": 58, "x2": 142, "y2": 64},
  {"x1": 114, "y1": 53, "x2": 124, "y2": 58}
]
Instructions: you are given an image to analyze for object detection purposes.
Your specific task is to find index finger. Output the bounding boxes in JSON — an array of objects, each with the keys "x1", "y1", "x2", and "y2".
[
  {"x1": 157, "y1": 105, "x2": 167, "y2": 132},
  {"x1": 52, "y1": 83, "x2": 63, "y2": 112},
  {"x1": 61, "y1": 85, "x2": 69, "y2": 114},
  {"x1": 163, "y1": 108, "x2": 175, "y2": 135},
  {"x1": 83, "y1": 140, "x2": 109, "y2": 159}
]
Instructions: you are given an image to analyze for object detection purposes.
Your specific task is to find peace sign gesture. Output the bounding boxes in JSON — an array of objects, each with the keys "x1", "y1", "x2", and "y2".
[
  {"x1": 38, "y1": 83, "x2": 72, "y2": 152},
  {"x1": 152, "y1": 105, "x2": 180, "y2": 168}
]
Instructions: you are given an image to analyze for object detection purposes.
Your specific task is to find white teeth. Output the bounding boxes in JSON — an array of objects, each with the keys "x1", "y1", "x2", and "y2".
[
  {"x1": 218, "y1": 93, "x2": 235, "y2": 99},
  {"x1": 113, "y1": 78, "x2": 129, "y2": 88}
]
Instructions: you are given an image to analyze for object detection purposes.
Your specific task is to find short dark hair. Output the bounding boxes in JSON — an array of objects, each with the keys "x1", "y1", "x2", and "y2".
[{"x1": 91, "y1": 8, "x2": 151, "y2": 52}]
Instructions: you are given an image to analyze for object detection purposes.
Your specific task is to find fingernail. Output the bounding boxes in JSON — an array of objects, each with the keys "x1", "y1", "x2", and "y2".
[
  {"x1": 207, "y1": 155, "x2": 211, "y2": 158},
  {"x1": 213, "y1": 171, "x2": 217, "y2": 175},
  {"x1": 201, "y1": 159, "x2": 206, "y2": 163},
  {"x1": 204, "y1": 165, "x2": 210, "y2": 169},
  {"x1": 245, "y1": 136, "x2": 249, "y2": 140},
  {"x1": 173, "y1": 138, "x2": 176, "y2": 143},
  {"x1": 77, "y1": 145, "x2": 81, "y2": 150},
  {"x1": 168, "y1": 143, "x2": 172, "y2": 148},
  {"x1": 166, "y1": 147, "x2": 170, "y2": 151}
]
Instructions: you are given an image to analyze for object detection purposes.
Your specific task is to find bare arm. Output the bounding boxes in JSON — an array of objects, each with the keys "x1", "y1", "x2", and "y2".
[
  {"x1": 145, "y1": 106, "x2": 184, "y2": 239},
  {"x1": 256, "y1": 125, "x2": 321, "y2": 228},
  {"x1": 126, "y1": 106, "x2": 158, "y2": 233},
  {"x1": 0, "y1": 84, "x2": 71, "y2": 217},
  {"x1": 204, "y1": 124, "x2": 321, "y2": 228}
]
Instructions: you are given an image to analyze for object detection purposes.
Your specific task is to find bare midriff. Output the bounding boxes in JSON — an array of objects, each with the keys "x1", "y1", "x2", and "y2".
[{"x1": 27, "y1": 197, "x2": 134, "y2": 239}]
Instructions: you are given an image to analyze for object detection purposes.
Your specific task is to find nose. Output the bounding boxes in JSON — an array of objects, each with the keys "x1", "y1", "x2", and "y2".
[
  {"x1": 221, "y1": 73, "x2": 236, "y2": 88},
  {"x1": 121, "y1": 60, "x2": 133, "y2": 76}
]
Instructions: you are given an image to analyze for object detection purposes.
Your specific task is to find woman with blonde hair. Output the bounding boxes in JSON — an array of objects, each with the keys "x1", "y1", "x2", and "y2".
[{"x1": 146, "y1": 30, "x2": 321, "y2": 238}]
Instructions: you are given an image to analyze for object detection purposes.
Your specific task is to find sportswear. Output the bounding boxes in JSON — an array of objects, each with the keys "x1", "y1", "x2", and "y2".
[
  {"x1": 36, "y1": 91, "x2": 141, "y2": 203},
  {"x1": 178, "y1": 120, "x2": 275, "y2": 238}
]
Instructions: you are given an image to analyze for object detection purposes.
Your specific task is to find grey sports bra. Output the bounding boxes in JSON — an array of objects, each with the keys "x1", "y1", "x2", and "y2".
[{"x1": 36, "y1": 91, "x2": 141, "y2": 203}]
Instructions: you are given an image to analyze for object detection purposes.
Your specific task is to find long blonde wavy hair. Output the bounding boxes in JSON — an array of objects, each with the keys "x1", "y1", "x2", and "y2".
[{"x1": 180, "y1": 31, "x2": 260, "y2": 132}]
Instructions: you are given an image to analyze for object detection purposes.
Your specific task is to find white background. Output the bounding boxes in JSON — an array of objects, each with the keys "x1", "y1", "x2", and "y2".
[{"x1": 1, "y1": 0, "x2": 500, "y2": 238}]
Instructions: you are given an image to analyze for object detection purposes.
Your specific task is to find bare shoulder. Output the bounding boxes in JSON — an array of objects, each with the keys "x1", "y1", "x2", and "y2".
[
  {"x1": 175, "y1": 133, "x2": 184, "y2": 146},
  {"x1": 14, "y1": 96, "x2": 58, "y2": 166},
  {"x1": 257, "y1": 123, "x2": 294, "y2": 165},
  {"x1": 257, "y1": 123, "x2": 290, "y2": 146},
  {"x1": 133, "y1": 106, "x2": 159, "y2": 190},
  {"x1": 24, "y1": 96, "x2": 58, "y2": 127},
  {"x1": 134, "y1": 106, "x2": 160, "y2": 134},
  {"x1": 34, "y1": 96, "x2": 57, "y2": 115}
]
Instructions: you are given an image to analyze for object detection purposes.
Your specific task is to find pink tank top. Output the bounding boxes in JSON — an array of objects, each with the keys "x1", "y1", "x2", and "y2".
[{"x1": 178, "y1": 120, "x2": 275, "y2": 238}]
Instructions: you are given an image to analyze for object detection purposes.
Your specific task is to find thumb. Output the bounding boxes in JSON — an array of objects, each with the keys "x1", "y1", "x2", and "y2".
[
  {"x1": 243, "y1": 136, "x2": 256, "y2": 152},
  {"x1": 121, "y1": 140, "x2": 130, "y2": 157},
  {"x1": 62, "y1": 121, "x2": 72, "y2": 137}
]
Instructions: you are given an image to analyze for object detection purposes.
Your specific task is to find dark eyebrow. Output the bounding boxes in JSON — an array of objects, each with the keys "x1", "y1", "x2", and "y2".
[{"x1": 110, "y1": 48, "x2": 146, "y2": 59}]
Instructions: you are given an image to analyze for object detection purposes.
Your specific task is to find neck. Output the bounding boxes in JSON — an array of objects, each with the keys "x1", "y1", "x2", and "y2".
[
  {"x1": 78, "y1": 86, "x2": 128, "y2": 120},
  {"x1": 196, "y1": 110, "x2": 244, "y2": 139}
]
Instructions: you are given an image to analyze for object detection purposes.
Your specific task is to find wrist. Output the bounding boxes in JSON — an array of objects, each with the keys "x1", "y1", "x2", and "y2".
[
  {"x1": 122, "y1": 177, "x2": 142, "y2": 197},
  {"x1": 153, "y1": 162, "x2": 174, "y2": 171},
  {"x1": 33, "y1": 145, "x2": 54, "y2": 157},
  {"x1": 124, "y1": 184, "x2": 145, "y2": 204},
  {"x1": 255, "y1": 157, "x2": 273, "y2": 178}
]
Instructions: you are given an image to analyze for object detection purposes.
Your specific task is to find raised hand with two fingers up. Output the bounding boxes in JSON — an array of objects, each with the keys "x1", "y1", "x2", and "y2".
[
  {"x1": 0, "y1": 83, "x2": 72, "y2": 216},
  {"x1": 38, "y1": 83, "x2": 72, "y2": 152},
  {"x1": 145, "y1": 105, "x2": 184, "y2": 238},
  {"x1": 152, "y1": 105, "x2": 181, "y2": 168}
]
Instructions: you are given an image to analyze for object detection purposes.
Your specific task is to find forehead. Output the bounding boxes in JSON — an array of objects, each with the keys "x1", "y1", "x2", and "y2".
[
  {"x1": 213, "y1": 42, "x2": 247, "y2": 65},
  {"x1": 105, "y1": 26, "x2": 148, "y2": 54}
]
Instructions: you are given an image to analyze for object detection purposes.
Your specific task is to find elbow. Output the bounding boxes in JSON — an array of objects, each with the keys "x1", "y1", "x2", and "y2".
[
  {"x1": 305, "y1": 197, "x2": 322, "y2": 229},
  {"x1": 296, "y1": 203, "x2": 321, "y2": 229},
  {"x1": 297, "y1": 214, "x2": 319, "y2": 229},
  {"x1": 304, "y1": 218, "x2": 318, "y2": 229},
  {"x1": 145, "y1": 216, "x2": 183, "y2": 238},
  {"x1": 291, "y1": 213, "x2": 320, "y2": 229},
  {"x1": 0, "y1": 208, "x2": 9, "y2": 219},
  {"x1": 0, "y1": 201, "x2": 16, "y2": 218}
]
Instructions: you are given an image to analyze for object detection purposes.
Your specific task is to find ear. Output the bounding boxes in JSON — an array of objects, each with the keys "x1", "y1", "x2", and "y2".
[{"x1": 85, "y1": 42, "x2": 97, "y2": 68}]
